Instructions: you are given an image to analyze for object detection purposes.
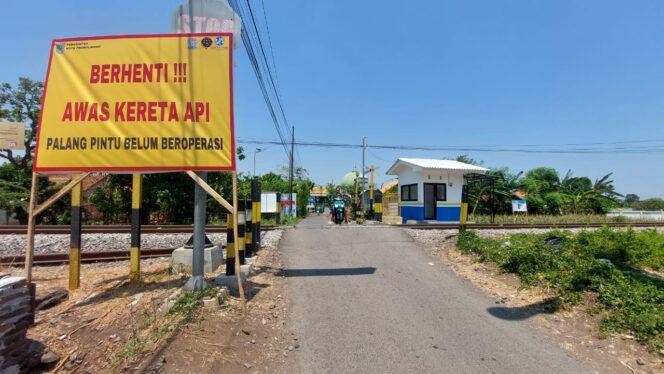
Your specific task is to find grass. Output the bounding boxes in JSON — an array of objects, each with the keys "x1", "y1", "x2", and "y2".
[
  {"x1": 210, "y1": 214, "x2": 302, "y2": 226},
  {"x1": 115, "y1": 286, "x2": 226, "y2": 361},
  {"x1": 457, "y1": 228, "x2": 664, "y2": 353},
  {"x1": 167, "y1": 287, "x2": 220, "y2": 323},
  {"x1": 260, "y1": 214, "x2": 301, "y2": 225},
  {"x1": 471, "y1": 214, "x2": 660, "y2": 225}
]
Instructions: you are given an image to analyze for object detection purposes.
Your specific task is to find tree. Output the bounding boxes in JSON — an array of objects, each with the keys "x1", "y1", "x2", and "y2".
[
  {"x1": 0, "y1": 78, "x2": 69, "y2": 223},
  {"x1": 624, "y1": 194, "x2": 640, "y2": 205},
  {"x1": 586, "y1": 173, "x2": 622, "y2": 213},
  {"x1": 88, "y1": 175, "x2": 132, "y2": 224},
  {"x1": 559, "y1": 170, "x2": 593, "y2": 214},
  {"x1": 631, "y1": 198, "x2": 664, "y2": 211},
  {"x1": 455, "y1": 155, "x2": 483, "y2": 166},
  {"x1": 516, "y1": 168, "x2": 561, "y2": 214},
  {"x1": 0, "y1": 78, "x2": 43, "y2": 168},
  {"x1": 468, "y1": 168, "x2": 522, "y2": 217}
]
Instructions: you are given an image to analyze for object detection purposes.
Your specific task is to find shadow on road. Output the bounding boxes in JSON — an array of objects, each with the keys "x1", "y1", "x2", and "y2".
[
  {"x1": 282, "y1": 267, "x2": 377, "y2": 277},
  {"x1": 487, "y1": 298, "x2": 561, "y2": 321}
]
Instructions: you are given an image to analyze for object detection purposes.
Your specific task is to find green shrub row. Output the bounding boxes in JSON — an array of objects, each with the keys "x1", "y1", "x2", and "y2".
[{"x1": 457, "y1": 228, "x2": 664, "y2": 352}]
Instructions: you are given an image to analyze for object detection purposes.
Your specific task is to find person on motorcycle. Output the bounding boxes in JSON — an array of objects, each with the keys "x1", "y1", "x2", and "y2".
[{"x1": 328, "y1": 187, "x2": 349, "y2": 224}]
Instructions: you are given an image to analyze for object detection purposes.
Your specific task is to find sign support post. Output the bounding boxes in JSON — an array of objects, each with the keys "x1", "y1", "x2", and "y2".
[
  {"x1": 185, "y1": 172, "x2": 209, "y2": 291},
  {"x1": 232, "y1": 171, "x2": 245, "y2": 310},
  {"x1": 24, "y1": 173, "x2": 90, "y2": 282},
  {"x1": 23, "y1": 172, "x2": 39, "y2": 283}
]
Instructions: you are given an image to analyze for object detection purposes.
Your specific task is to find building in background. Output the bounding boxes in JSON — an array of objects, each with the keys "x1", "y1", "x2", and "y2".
[{"x1": 386, "y1": 158, "x2": 488, "y2": 223}]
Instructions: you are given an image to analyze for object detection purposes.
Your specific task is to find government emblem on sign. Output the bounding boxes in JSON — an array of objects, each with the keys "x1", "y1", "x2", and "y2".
[
  {"x1": 56, "y1": 43, "x2": 65, "y2": 54},
  {"x1": 215, "y1": 36, "x2": 224, "y2": 46},
  {"x1": 187, "y1": 38, "x2": 198, "y2": 49},
  {"x1": 201, "y1": 37, "x2": 212, "y2": 48}
]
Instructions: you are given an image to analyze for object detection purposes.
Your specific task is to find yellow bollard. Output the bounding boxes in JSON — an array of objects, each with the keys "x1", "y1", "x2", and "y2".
[
  {"x1": 69, "y1": 175, "x2": 83, "y2": 290},
  {"x1": 130, "y1": 173, "x2": 142, "y2": 282}
]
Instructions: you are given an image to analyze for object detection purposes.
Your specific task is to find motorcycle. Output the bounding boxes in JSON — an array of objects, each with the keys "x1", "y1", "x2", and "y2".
[{"x1": 332, "y1": 197, "x2": 345, "y2": 224}]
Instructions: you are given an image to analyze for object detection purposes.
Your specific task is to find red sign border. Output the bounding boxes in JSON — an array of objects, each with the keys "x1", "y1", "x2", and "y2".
[{"x1": 33, "y1": 33, "x2": 236, "y2": 173}]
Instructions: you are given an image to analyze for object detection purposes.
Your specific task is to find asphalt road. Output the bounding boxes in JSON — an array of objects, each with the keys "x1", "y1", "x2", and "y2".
[{"x1": 279, "y1": 215, "x2": 597, "y2": 373}]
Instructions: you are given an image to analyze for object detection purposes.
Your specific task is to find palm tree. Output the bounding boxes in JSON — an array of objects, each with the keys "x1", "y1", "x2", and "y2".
[{"x1": 587, "y1": 173, "x2": 623, "y2": 213}]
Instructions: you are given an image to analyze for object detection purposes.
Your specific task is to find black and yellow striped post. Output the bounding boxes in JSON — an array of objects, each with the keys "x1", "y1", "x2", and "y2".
[
  {"x1": 460, "y1": 184, "x2": 469, "y2": 232},
  {"x1": 275, "y1": 192, "x2": 281, "y2": 224},
  {"x1": 238, "y1": 200, "x2": 247, "y2": 265},
  {"x1": 225, "y1": 213, "x2": 235, "y2": 276},
  {"x1": 245, "y1": 198, "x2": 253, "y2": 258},
  {"x1": 69, "y1": 175, "x2": 83, "y2": 290},
  {"x1": 252, "y1": 180, "x2": 261, "y2": 252},
  {"x1": 130, "y1": 173, "x2": 142, "y2": 282},
  {"x1": 374, "y1": 198, "x2": 383, "y2": 222}
]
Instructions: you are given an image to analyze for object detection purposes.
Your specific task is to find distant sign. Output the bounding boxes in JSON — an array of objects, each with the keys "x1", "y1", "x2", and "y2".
[
  {"x1": 0, "y1": 122, "x2": 25, "y2": 150},
  {"x1": 261, "y1": 192, "x2": 278, "y2": 214},
  {"x1": 512, "y1": 199, "x2": 528, "y2": 213},
  {"x1": 280, "y1": 193, "x2": 297, "y2": 217}
]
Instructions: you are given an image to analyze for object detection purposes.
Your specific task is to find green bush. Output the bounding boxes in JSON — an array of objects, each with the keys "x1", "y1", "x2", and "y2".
[{"x1": 457, "y1": 229, "x2": 664, "y2": 352}]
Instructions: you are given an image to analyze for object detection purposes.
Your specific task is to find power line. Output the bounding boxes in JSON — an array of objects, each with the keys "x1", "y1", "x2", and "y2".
[
  {"x1": 237, "y1": 138, "x2": 664, "y2": 154},
  {"x1": 260, "y1": 0, "x2": 283, "y2": 99},
  {"x1": 228, "y1": 0, "x2": 292, "y2": 159}
]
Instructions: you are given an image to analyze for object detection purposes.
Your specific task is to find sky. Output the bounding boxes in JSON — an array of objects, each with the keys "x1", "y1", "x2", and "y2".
[{"x1": 2, "y1": 1, "x2": 664, "y2": 198}]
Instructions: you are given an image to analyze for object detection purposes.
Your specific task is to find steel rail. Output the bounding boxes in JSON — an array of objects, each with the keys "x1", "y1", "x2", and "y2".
[
  {"x1": 0, "y1": 224, "x2": 278, "y2": 235},
  {"x1": 1, "y1": 248, "x2": 176, "y2": 266}
]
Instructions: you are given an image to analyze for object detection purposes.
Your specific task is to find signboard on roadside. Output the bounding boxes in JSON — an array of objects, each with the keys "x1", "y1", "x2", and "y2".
[
  {"x1": 281, "y1": 193, "x2": 297, "y2": 217},
  {"x1": 33, "y1": 34, "x2": 235, "y2": 172},
  {"x1": 0, "y1": 122, "x2": 24, "y2": 150},
  {"x1": 261, "y1": 192, "x2": 278, "y2": 213},
  {"x1": 172, "y1": 0, "x2": 242, "y2": 45},
  {"x1": 512, "y1": 199, "x2": 528, "y2": 213}
]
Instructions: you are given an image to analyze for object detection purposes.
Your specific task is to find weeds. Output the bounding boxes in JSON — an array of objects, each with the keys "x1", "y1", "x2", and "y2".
[
  {"x1": 167, "y1": 287, "x2": 220, "y2": 323},
  {"x1": 458, "y1": 229, "x2": 664, "y2": 352},
  {"x1": 472, "y1": 214, "x2": 661, "y2": 225},
  {"x1": 116, "y1": 329, "x2": 146, "y2": 359},
  {"x1": 114, "y1": 287, "x2": 226, "y2": 364}
]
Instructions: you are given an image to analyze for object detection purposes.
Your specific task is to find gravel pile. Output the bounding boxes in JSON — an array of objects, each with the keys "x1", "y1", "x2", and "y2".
[
  {"x1": 2, "y1": 229, "x2": 283, "y2": 257},
  {"x1": 405, "y1": 229, "x2": 458, "y2": 245}
]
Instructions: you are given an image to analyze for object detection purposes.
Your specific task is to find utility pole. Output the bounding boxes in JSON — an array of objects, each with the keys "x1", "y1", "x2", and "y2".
[
  {"x1": 361, "y1": 136, "x2": 367, "y2": 209},
  {"x1": 253, "y1": 148, "x2": 263, "y2": 177},
  {"x1": 289, "y1": 126, "x2": 294, "y2": 216}
]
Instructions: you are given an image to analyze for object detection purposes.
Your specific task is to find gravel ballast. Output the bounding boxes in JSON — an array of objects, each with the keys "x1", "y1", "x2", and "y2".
[{"x1": 2, "y1": 229, "x2": 283, "y2": 257}]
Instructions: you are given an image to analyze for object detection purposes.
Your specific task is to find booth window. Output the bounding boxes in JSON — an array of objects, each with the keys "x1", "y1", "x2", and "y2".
[
  {"x1": 436, "y1": 184, "x2": 447, "y2": 201},
  {"x1": 401, "y1": 184, "x2": 418, "y2": 201}
]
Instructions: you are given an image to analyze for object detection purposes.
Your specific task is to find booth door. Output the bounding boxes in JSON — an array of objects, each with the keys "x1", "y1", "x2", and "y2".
[{"x1": 424, "y1": 184, "x2": 436, "y2": 220}]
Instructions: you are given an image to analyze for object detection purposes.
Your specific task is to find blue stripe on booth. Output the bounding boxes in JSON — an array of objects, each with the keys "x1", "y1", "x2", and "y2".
[
  {"x1": 437, "y1": 206, "x2": 461, "y2": 222},
  {"x1": 401, "y1": 206, "x2": 423, "y2": 222}
]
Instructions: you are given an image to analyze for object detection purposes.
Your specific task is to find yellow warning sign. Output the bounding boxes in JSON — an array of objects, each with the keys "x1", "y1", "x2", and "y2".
[{"x1": 34, "y1": 34, "x2": 235, "y2": 172}]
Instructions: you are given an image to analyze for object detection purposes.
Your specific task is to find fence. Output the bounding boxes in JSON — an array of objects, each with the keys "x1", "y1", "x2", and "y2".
[
  {"x1": 381, "y1": 192, "x2": 401, "y2": 224},
  {"x1": 607, "y1": 210, "x2": 664, "y2": 221}
]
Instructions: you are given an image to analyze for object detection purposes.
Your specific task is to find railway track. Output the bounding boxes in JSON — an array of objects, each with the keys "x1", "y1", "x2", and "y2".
[
  {"x1": 0, "y1": 224, "x2": 278, "y2": 235},
  {"x1": 400, "y1": 222, "x2": 664, "y2": 230},
  {"x1": 1, "y1": 248, "x2": 175, "y2": 266}
]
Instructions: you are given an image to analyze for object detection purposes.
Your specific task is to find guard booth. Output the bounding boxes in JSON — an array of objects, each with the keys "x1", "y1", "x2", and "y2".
[{"x1": 386, "y1": 158, "x2": 488, "y2": 223}]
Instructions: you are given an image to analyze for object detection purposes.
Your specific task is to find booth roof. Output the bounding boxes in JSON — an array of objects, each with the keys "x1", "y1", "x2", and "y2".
[{"x1": 386, "y1": 158, "x2": 489, "y2": 175}]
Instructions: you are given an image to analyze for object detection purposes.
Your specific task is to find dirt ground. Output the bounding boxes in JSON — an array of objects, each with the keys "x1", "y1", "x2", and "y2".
[
  {"x1": 408, "y1": 230, "x2": 664, "y2": 374},
  {"x1": 152, "y1": 245, "x2": 299, "y2": 374},
  {"x1": 5, "y1": 241, "x2": 296, "y2": 373}
]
